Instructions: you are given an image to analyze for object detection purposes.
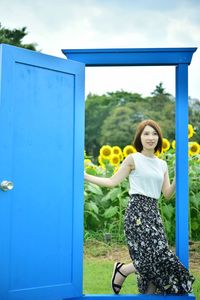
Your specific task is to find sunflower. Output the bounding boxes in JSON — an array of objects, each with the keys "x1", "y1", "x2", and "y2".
[
  {"x1": 123, "y1": 145, "x2": 136, "y2": 157},
  {"x1": 85, "y1": 165, "x2": 97, "y2": 173},
  {"x1": 112, "y1": 146, "x2": 123, "y2": 161},
  {"x1": 84, "y1": 159, "x2": 97, "y2": 172},
  {"x1": 162, "y1": 138, "x2": 170, "y2": 152},
  {"x1": 188, "y1": 142, "x2": 200, "y2": 156},
  {"x1": 98, "y1": 155, "x2": 109, "y2": 166},
  {"x1": 171, "y1": 140, "x2": 176, "y2": 149},
  {"x1": 188, "y1": 124, "x2": 195, "y2": 139},
  {"x1": 112, "y1": 146, "x2": 122, "y2": 155},
  {"x1": 99, "y1": 145, "x2": 113, "y2": 159},
  {"x1": 84, "y1": 159, "x2": 92, "y2": 167},
  {"x1": 155, "y1": 150, "x2": 163, "y2": 157},
  {"x1": 110, "y1": 154, "x2": 121, "y2": 166}
]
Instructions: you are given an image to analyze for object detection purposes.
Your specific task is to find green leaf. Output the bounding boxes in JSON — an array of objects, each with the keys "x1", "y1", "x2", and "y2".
[
  {"x1": 86, "y1": 182, "x2": 103, "y2": 195},
  {"x1": 120, "y1": 196, "x2": 129, "y2": 208},
  {"x1": 101, "y1": 187, "x2": 121, "y2": 202},
  {"x1": 103, "y1": 206, "x2": 118, "y2": 219},
  {"x1": 87, "y1": 201, "x2": 99, "y2": 214},
  {"x1": 84, "y1": 211, "x2": 100, "y2": 222},
  {"x1": 190, "y1": 194, "x2": 200, "y2": 209},
  {"x1": 162, "y1": 204, "x2": 174, "y2": 219},
  {"x1": 191, "y1": 221, "x2": 199, "y2": 230}
]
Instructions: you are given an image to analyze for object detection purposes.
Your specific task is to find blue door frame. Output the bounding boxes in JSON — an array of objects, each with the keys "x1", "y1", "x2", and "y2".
[
  {"x1": 62, "y1": 48, "x2": 197, "y2": 300},
  {"x1": 0, "y1": 46, "x2": 197, "y2": 300}
]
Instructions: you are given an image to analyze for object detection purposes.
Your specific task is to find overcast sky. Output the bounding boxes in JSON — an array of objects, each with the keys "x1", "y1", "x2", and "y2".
[{"x1": 1, "y1": 0, "x2": 199, "y2": 99}]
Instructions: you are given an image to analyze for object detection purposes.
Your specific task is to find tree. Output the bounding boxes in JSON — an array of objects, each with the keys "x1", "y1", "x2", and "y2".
[
  {"x1": 0, "y1": 23, "x2": 37, "y2": 50},
  {"x1": 100, "y1": 105, "x2": 145, "y2": 147},
  {"x1": 85, "y1": 86, "x2": 177, "y2": 157},
  {"x1": 151, "y1": 82, "x2": 171, "y2": 97},
  {"x1": 85, "y1": 93, "x2": 117, "y2": 158},
  {"x1": 85, "y1": 91, "x2": 144, "y2": 157}
]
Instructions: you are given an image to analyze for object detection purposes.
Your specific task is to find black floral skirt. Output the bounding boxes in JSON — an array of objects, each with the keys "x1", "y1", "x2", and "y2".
[{"x1": 124, "y1": 194, "x2": 195, "y2": 295}]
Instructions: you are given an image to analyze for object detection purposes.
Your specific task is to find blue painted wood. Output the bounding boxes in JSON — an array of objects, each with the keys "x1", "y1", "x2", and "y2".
[
  {"x1": 62, "y1": 48, "x2": 197, "y2": 66},
  {"x1": 0, "y1": 44, "x2": 85, "y2": 300},
  {"x1": 78, "y1": 295, "x2": 195, "y2": 300},
  {"x1": 175, "y1": 64, "x2": 189, "y2": 268}
]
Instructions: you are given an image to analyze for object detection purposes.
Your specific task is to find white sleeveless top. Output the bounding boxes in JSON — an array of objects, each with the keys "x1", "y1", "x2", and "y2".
[{"x1": 129, "y1": 152, "x2": 168, "y2": 199}]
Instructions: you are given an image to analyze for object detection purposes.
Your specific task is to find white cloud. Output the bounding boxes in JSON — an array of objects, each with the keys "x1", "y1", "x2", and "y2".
[
  {"x1": 166, "y1": 18, "x2": 200, "y2": 46},
  {"x1": 0, "y1": 0, "x2": 199, "y2": 98},
  {"x1": 85, "y1": 66, "x2": 175, "y2": 98}
]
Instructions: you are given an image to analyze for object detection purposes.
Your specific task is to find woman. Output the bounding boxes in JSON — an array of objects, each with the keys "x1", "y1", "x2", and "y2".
[{"x1": 84, "y1": 119, "x2": 195, "y2": 295}]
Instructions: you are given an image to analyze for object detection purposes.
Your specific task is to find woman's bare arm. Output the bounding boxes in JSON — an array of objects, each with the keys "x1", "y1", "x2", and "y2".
[
  {"x1": 162, "y1": 168, "x2": 176, "y2": 200},
  {"x1": 84, "y1": 154, "x2": 135, "y2": 188}
]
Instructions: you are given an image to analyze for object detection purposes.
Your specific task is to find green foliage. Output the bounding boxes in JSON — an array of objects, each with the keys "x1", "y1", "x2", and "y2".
[
  {"x1": 99, "y1": 103, "x2": 145, "y2": 147},
  {"x1": 84, "y1": 152, "x2": 200, "y2": 245},
  {"x1": 85, "y1": 86, "x2": 178, "y2": 157},
  {"x1": 189, "y1": 157, "x2": 200, "y2": 240},
  {"x1": 85, "y1": 91, "x2": 142, "y2": 157},
  {"x1": 84, "y1": 163, "x2": 129, "y2": 242},
  {"x1": 0, "y1": 23, "x2": 37, "y2": 50},
  {"x1": 85, "y1": 84, "x2": 200, "y2": 158},
  {"x1": 189, "y1": 98, "x2": 200, "y2": 143}
]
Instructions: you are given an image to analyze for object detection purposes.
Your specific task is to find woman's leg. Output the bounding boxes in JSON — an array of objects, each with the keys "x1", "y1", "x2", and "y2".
[
  {"x1": 113, "y1": 262, "x2": 157, "y2": 294},
  {"x1": 121, "y1": 263, "x2": 136, "y2": 276},
  {"x1": 144, "y1": 281, "x2": 157, "y2": 294},
  {"x1": 112, "y1": 262, "x2": 135, "y2": 293}
]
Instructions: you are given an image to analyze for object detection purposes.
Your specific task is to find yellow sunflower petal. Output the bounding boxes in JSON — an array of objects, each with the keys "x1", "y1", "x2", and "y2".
[
  {"x1": 84, "y1": 159, "x2": 92, "y2": 167},
  {"x1": 171, "y1": 140, "x2": 176, "y2": 149},
  {"x1": 123, "y1": 145, "x2": 136, "y2": 157},
  {"x1": 155, "y1": 150, "x2": 163, "y2": 157},
  {"x1": 113, "y1": 165, "x2": 120, "y2": 174},
  {"x1": 162, "y1": 138, "x2": 170, "y2": 152},
  {"x1": 188, "y1": 124, "x2": 195, "y2": 139}
]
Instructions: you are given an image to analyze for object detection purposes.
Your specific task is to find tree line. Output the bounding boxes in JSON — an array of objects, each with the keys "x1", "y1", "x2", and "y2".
[{"x1": 85, "y1": 84, "x2": 200, "y2": 158}]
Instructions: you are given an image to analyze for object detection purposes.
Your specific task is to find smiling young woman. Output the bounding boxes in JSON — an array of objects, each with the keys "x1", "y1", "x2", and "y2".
[{"x1": 84, "y1": 119, "x2": 195, "y2": 295}]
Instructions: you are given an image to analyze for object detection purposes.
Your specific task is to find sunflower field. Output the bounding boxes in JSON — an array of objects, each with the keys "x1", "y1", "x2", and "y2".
[{"x1": 84, "y1": 124, "x2": 200, "y2": 245}]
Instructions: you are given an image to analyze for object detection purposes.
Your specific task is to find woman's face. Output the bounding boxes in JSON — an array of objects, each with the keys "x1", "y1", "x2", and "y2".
[{"x1": 140, "y1": 125, "x2": 159, "y2": 151}]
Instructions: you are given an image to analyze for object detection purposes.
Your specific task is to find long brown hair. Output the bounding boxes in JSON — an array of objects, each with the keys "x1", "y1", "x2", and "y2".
[{"x1": 133, "y1": 119, "x2": 163, "y2": 153}]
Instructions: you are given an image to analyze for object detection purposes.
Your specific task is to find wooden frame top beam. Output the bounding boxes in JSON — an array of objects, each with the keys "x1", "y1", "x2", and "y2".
[{"x1": 62, "y1": 48, "x2": 197, "y2": 66}]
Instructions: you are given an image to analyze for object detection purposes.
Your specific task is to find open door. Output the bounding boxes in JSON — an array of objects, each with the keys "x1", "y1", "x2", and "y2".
[{"x1": 0, "y1": 44, "x2": 85, "y2": 300}]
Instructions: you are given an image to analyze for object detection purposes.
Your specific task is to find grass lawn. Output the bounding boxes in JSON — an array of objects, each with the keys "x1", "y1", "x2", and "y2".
[{"x1": 83, "y1": 241, "x2": 200, "y2": 299}]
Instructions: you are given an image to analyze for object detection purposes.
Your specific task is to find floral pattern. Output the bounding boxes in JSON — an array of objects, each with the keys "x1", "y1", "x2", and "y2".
[{"x1": 124, "y1": 194, "x2": 195, "y2": 294}]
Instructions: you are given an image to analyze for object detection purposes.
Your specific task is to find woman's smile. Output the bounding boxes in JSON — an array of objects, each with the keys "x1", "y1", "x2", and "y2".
[{"x1": 146, "y1": 142, "x2": 155, "y2": 145}]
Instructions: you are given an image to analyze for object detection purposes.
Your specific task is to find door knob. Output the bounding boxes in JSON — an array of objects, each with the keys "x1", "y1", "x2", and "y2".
[{"x1": 0, "y1": 180, "x2": 14, "y2": 192}]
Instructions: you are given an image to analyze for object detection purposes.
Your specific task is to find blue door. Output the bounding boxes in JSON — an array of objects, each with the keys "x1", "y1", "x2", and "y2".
[{"x1": 0, "y1": 44, "x2": 85, "y2": 300}]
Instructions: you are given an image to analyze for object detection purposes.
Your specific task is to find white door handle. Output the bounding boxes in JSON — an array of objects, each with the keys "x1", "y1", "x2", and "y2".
[{"x1": 0, "y1": 180, "x2": 14, "y2": 191}]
